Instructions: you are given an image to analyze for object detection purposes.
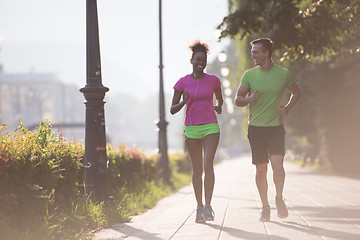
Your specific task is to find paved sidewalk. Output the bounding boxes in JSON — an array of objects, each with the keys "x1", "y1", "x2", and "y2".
[{"x1": 93, "y1": 155, "x2": 360, "y2": 240}]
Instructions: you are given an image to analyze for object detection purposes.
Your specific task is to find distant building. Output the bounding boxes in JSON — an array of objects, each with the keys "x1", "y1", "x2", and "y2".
[{"x1": 0, "y1": 66, "x2": 84, "y2": 140}]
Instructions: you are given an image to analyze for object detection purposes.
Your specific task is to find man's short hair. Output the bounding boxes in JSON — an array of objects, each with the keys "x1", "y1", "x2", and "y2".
[{"x1": 250, "y1": 38, "x2": 274, "y2": 57}]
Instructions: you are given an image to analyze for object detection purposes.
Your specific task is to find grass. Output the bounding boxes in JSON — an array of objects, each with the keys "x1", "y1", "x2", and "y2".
[
  {"x1": 0, "y1": 165, "x2": 191, "y2": 240},
  {"x1": 286, "y1": 158, "x2": 322, "y2": 171},
  {"x1": 86, "y1": 171, "x2": 191, "y2": 239},
  {"x1": 0, "y1": 122, "x2": 192, "y2": 240}
]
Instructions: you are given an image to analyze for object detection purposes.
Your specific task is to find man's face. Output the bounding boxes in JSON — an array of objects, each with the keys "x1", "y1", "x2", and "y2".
[{"x1": 251, "y1": 43, "x2": 268, "y2": 66}]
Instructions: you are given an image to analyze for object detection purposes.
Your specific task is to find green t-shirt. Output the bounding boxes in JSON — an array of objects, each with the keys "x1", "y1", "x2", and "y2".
[{"x1": 240, "y1": 64, "x2": 294, "y2": 127}]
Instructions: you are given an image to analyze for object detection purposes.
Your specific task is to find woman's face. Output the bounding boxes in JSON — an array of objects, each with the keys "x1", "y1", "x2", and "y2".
[{"x1": 191, "y1": 51, "x2": 207, "y2": 72}]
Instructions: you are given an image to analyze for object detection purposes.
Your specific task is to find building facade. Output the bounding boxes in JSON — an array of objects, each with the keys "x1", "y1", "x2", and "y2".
[{"x1": 0, "y1": 68, "x2": 84, "y2": 140}]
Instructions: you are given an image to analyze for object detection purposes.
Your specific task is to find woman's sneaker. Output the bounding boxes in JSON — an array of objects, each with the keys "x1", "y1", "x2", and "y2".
[
  {"x1": 195, "y1": 206, "x2": 205, "y2": 223},
  {"x1": 259, "y1": 205, "x2": 271, "y2": 222},
  {"x1": 203, "y1": 204, "x2": 215, "y2": 221},
  {"x1": 275, "y1": 196, "x2": 289, "y2": 219}
]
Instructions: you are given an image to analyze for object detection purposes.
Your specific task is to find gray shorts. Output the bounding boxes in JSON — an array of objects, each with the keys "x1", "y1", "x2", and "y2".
[{"x1": 247, "y1": 125, "x2": 286, "y2": 164}]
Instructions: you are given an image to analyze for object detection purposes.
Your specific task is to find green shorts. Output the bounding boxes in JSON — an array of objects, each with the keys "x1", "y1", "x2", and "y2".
[{"x1": 184, "y1": 123, "x2": 220, "y2": 139}]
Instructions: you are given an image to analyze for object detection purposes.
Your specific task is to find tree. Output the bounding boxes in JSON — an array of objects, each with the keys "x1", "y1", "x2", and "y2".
[
  {"x1": 218, "y1": 0, "x2": 360, "y2": 60},
  {"x1": 218, "y1": 0, "x2": 360, "y2": 174}
]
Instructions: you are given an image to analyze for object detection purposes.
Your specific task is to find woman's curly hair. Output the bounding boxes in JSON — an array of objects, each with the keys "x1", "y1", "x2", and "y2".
[{"x1": 189, "y1": 40, "x2": 209, "y2": 59}]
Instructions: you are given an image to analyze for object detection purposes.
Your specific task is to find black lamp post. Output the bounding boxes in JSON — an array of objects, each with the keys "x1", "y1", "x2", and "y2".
[
  {"x1": 156, "y1": 0, "x2": 170, "y2": 183},
  {"x1": 80, "y1": 0, "x2": 109, "y2": 202}
]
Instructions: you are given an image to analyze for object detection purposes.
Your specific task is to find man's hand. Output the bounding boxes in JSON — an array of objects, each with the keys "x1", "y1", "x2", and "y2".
[
  {"x1": 248, "y1": 90, "x2": 259, "y2": 103},
  {"x1": 279, "y1": 105, "x2": 289, "y2": 116}
]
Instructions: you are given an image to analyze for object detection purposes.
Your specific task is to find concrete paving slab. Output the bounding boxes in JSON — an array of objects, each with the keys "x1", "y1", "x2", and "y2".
[{"x1": 93, "y1": 155, "x2": 360, "y2": 240}]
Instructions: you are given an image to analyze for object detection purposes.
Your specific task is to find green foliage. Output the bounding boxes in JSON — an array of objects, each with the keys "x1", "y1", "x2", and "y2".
[
  {"x1": 295, "y1": 51, "x2": 358, "y2": 175},
  {"x1": 282, "y1": 53, "x2": 360, "y2": 175},
  {"x1": 219, "y1": 0, "x2": 360, "y2": 175},
  {"x1": 168, "y1": 152, "x2": 192, "y2": 175},
  {"x1": 107, "y1": 145, "x2": 158, "y2": 191},
  {"x1": 0, "y1": 121, "x2": 84, "y2": 239},
  {"x1": 0, "y1": 122, "x2": 191, "y2": 239},
  {"x1": 219, "y1": 0, "x2": 360, "y2": 60},
  {"x1": 108, "y1": 181, "x2": 170, "y2": 224},
  {"x1": 167, "y1": 152, "x2": 192, "y2": 189},
  {"x1": 42, "y1": 196, "x2": 106, "y2": 240}
]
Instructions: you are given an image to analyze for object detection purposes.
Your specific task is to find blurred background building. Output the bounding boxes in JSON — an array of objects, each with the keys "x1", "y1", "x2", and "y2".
[
  {"x1": 0, "y1": 64, "x2": 84, "y2": 140},
  {"x1": 0, "y1": 63, "x2": 185, "y2": 153}
]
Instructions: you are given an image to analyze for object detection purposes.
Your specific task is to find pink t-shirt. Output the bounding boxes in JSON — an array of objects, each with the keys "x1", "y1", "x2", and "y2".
[{"x1": 174, "y1": 73, "x2": 221, "y2": 126}]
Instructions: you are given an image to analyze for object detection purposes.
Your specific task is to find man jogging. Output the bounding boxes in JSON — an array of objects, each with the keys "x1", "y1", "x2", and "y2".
[{"x1": 235, "y1": 38, "x2": 301, "y2": 222}]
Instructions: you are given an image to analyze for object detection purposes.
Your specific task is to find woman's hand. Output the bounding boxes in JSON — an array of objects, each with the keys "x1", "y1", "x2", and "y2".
[
  {"x1": 214, "y1": 87, "x2": 223, "y2": 114},
  {"x1": 170, "y1": 89, "x2": 187, "y2": 115},
  {"x1": 214, "y1": 105, "x2": 222, "y2": 114}
]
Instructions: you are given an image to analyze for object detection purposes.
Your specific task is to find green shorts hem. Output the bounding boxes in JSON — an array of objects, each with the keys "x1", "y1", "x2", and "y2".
[{"x1": 184, "y1": 123, "x2": 220, "y2": 139}]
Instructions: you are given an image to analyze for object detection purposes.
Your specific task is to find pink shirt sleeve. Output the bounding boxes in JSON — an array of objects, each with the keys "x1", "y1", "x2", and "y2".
[
  {"x1": 214, "y1": 76, "x2": 221, "y2": 90},
  {"x1": 173, "y1": 77, "x2": 184, "y2": 92}
]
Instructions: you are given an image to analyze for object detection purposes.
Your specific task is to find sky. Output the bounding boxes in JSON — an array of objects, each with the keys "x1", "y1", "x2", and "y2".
[{"x1": 0, "y1": 0, "x2": 230, "y2": 101}]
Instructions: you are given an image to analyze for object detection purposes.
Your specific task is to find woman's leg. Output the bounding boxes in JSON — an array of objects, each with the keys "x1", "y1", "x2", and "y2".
[
  {"x1": 202, "y1": 133, "x2": 220, "y2": 205},
  {"x1": 186, "y1": 138, "x2": 204, "y2": 207}
]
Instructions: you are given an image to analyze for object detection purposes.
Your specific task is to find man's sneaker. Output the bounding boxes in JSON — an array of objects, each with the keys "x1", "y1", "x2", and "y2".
[
  {"x1": 203, "y1": 204, "x2": 215, "y2": 221},
  {"x1": 259, "y1": 205, "x2": 271, "y2": 222},
  {"x1": 195, "y1": 206, "x2": 205, "y2": 223},
  {"x1": 275, "y1": 196, "x2": 289, "y2": 219}
]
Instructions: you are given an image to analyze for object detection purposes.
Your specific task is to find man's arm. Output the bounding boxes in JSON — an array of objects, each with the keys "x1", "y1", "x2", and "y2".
[
  {"x1": 280, "y1": 81, "x2": 301, "y2": 115},
  {"x1": 235, "y1": 85, "x2": 259, "y2": 107}
]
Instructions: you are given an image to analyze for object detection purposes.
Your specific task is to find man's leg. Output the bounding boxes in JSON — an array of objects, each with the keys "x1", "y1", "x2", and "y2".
[
  {"x1": 268, "y1": 125, "x2": 286, "y2": 198},
  {"x1": 270, "y1": 154, "x2": 288, "y2": 218},
  {"x1": 269, "y1": 155, "x2": 285, "y2": 198},
  {"x1": 256, "y1": 163, "x2": 271, "y2": 221},
  {"x1": 255, "y1": 163, "x2": 269, "y2": 207},
  {"x1": 248, "y1": 125, "x2": 271, "y2": 221}
]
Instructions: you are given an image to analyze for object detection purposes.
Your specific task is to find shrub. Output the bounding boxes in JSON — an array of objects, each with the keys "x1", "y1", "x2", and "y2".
[
  {"x1": 107, "y1": 145, "x2": 158, "y2": 192},
  {"x1": 0, "y1": 121, "x2": 83, "y2": 201},
  {"x1": 168, "y1": 152, "x2": 191, "y2": 174},
  {"x1": 0, "y1": 121, "x2": 191, "y2": 240},
  {"x1": 0, "y1": 121, "x2": 84, "y2": 239}
]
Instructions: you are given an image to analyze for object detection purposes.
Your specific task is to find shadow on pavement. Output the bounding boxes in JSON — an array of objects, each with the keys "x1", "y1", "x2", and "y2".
[
  {"x1": 207, "y1": 223, "x2": 289, "y2": 240},
  {"x1": 103, "y1": 223, "x2": 163, "y2": 240},
  {"x1": 291, "y1": 205, "x2": 360, "y2": 222},
  {"x1": 272, "y1": 221, "x2": 360, "y2": 240}
]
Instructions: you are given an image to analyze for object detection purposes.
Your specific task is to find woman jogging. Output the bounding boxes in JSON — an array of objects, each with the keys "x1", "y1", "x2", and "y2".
[{"x1": 170, "y1": 40, "x2": 223, "y2": 223}]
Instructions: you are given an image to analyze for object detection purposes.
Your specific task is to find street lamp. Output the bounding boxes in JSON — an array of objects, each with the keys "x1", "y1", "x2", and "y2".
[
  {"x1": 222, "y1": 79, "x2": 231, "y2": 88},
  {"x1": 220, "y1": 67, "x2": 229, "y2": 78},
  {"x1": 80, "y1": 0, "x2": 109, "y2": 202},
  {"x1": 224, "y1": 88, "x2": 232, "y2": 97},
  {"x1": 218, "y1": 51, "x2": 227, "y2": 63},
  {"x1": 156, "y1": 0, "x2": 170, "y2": 184},
  {"x1": 218, "y1": 50, "x2": 235, "y2": 119}
]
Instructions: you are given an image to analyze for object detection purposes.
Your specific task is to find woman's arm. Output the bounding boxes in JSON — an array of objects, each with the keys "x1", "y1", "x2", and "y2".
[
  {"x1": 214, "y1": 87, "x2": 223, "y2": 114},
  {"x1": 170, "y1": 89, "x2": 189, "y2": 115}
]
